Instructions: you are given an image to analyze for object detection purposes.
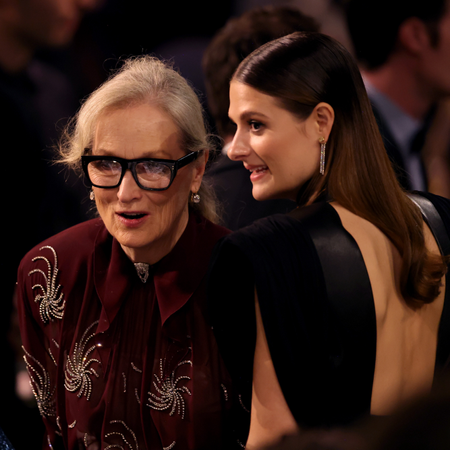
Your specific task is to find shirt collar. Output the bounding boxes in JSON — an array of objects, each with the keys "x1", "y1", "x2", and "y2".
[
  {"x1": 93, "y1": 213, "x2": 228, "y2": 332},
  {"x1": 364, "y1": 79, "x2": 422, "y2": 157},
  {"x1": 153, "y1": 212, "x2": 218, "y2": 325}
]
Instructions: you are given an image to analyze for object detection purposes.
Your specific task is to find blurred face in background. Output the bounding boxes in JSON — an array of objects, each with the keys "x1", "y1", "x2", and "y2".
[
  {"x1": 7, "y1": 0, "x2": 102, "y2": 49},
  {"x1": 413, "y1": 0, "x2": 450, "y2": 100}
]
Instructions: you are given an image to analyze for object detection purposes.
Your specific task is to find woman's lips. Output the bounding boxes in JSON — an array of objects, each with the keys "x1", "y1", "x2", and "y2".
[
  {"x1": 246, "y1": 164, "x2": 269, "y2": 182},
  {"x1": 116, "y1": 212, "x2": 149, "y2": 227}
]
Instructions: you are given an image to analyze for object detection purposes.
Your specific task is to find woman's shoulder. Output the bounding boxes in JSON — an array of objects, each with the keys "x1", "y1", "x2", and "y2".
[
  {"x1": 209, "y1": 210, "x2": 323, "y2": 290},
  {"x1": 17, "y1": 219, "x2": 107, "y2": 323},
  {"x1": 218, "y1": 203, "x2": 338, "y2": 256},
  {"x1": 219, "y1": 212, "x2": 304, "y2": 247},
  {"x1": 18, "y1": 218, "x2": 106, "y2": 273}
]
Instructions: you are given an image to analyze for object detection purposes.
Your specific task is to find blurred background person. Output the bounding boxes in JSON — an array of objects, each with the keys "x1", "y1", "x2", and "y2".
[
  {"x1": 421, "y1": 99, "x2": 450, "y2": 198},
  {"x1": 202, "y1": 5, "x2": 319, "y2": 230},
  {"x1": 344, "y1": 0, "x2": 450, "y2": 195},
  {"x1": 0, "y1": 0, "x2": 103, "y2": 281},
  {"x1": 0, "y1": 0, "x2": 102, "y2": 447}
]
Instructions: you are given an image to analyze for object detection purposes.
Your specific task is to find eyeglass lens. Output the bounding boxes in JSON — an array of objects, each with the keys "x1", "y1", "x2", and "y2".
[{"x1": 87, "y1": 159, "x2": 172, "y2": 189}]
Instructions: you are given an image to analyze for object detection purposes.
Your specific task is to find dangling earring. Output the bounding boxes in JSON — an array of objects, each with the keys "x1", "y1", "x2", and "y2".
[
  {"x1": 319, "y1": 137, "x2": 326, "y2": 175},
  {"x1": 90, "y1": 190, "x2": 95, "y2": 201},
  {"x1": 190, "y1": 192, "x2": 201, "y2": 204}
]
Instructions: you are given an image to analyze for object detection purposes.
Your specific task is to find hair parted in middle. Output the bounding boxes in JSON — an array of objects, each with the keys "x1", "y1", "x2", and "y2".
[
  {"x1": 59, "y1": 55, "x2": 219, "y2": 222},
  {"x1": 232, "y1": 31, "x2": 447, "y2": 306}
]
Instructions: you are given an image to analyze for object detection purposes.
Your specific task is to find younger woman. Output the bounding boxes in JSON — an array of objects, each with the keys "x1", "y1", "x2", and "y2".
[{"x1": 208, "y1": 32, "x2": 450, "y2": 449}]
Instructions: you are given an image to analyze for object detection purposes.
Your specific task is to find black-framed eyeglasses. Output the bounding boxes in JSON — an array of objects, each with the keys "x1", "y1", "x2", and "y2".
[{"x1": 81, "y1": 150, "x2": 199, "y2": 191}]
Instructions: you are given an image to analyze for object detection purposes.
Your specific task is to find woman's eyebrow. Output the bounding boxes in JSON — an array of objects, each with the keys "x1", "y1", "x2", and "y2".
[{"x1": 238, "y1": 110, "x2": 270, "y2": 121}]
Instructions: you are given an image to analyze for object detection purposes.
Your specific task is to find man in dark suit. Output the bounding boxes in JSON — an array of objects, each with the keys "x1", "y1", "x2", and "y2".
[
  {"x1": 202, "y1": 6, "x2": 319, "y2": 230},
  {"x1": 344, "y1": 0, "x2": 450, "y2": 192}
]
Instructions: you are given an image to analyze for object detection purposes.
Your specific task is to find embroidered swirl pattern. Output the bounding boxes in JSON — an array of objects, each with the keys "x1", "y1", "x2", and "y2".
[
  {"x1": 147, "y1": 359, "x2": 192, "y2": 419},
  {"x1": 22, "y1": 346, "x2": 56, "y2": 417},
  {"x1": 64, "y1": 321, "x2": 101, "y2": 400},
  {"x1": 28, "y1": 246, "x2": 65, "y2": 324},
  {"x1": 104, "y1": 420, "x2": 139, "y2": 450}
]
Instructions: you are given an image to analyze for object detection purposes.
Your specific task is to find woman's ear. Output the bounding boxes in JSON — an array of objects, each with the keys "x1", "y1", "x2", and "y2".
[
  {"x1": 191, "y1": 149, "x2": 209, "y2": 193},
  {"x1": 312, "y1": 102, "x2": 335, "y2": 141}
]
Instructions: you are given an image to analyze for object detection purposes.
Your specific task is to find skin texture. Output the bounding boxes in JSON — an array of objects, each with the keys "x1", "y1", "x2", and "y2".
[
  {"x1": 227, "y1": 81, "x2": 333, "y2": 201},
  {"x1": 332, "y1": 204, "x2": 445, "y2": 417},
  {"x1": 247, "y1": 294, "x2": 299, "y2": 450},
  {"x1": 92, "y1": 103, "x2": 207, "y2": 265}
]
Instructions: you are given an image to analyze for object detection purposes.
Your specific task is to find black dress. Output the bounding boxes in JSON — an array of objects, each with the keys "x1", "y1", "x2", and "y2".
[{"x1": 207, "y1": 192, "x2": 450, "y2": 434}]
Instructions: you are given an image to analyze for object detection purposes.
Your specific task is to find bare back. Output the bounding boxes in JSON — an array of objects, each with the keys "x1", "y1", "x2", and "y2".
[
  {"x1": 332, "y1": 203, "x2": 445, "y2": 415},
  {"x1": 247, "y1": 202, "x2": 446, "y2": 449}
]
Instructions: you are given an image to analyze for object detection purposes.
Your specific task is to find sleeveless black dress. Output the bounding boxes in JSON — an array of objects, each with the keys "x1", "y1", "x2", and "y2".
[{"x1": 207, "y1": 192, "x2": 450, "y2": 435}]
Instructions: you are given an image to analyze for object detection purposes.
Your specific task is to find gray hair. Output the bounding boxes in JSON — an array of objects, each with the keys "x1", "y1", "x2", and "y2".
[{"x1": 59, "y1": 55, "x2": 219, "y2": 223}]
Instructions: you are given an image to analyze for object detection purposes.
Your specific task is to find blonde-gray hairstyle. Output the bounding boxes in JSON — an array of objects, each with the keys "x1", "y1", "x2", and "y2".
[{"x1": 59, "y1": 55, "x2": 219, "y2": 223}]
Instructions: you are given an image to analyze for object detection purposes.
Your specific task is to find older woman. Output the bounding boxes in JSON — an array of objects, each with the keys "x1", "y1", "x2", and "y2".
[
  {"x1": 17, "y1": 56, "x2": 234, "y2": 450},
  {"x1": 207, "y1": 32, "x2": 450, "y2": 448}
]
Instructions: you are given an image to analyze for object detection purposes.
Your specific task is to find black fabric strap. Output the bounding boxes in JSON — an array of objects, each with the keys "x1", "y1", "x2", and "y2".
[
  {"x1": 408, "y1": 192, "x2": 450, "y2": 372},
  {"x1": 288, "y1": 203, "x2": 376, "y2": 425},
  {"x1": 408, "y1": 193, "x2": 450, "y2": 256}
]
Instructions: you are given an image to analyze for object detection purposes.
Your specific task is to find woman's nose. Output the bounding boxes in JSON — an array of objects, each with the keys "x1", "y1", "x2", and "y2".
[
  {"x1": 117, "y1": 171, "x2": 142, "y2": 202},
  {"x1": 227, "y1": 132, "x2": 250, "y2": 161}
]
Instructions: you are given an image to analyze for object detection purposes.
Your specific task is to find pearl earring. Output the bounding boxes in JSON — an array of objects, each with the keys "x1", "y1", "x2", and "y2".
[{"x1": 191, "y1": 192, "x2": 201, "y2": 204}]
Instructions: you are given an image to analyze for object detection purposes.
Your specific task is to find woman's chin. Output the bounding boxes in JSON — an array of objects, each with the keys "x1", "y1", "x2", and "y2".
[
  {"x1": 252, "y1": 186, "x2": 290, "y2": 202},
  {"x1": 252, "y1": 191, "x2": 270, "y2": 202}
]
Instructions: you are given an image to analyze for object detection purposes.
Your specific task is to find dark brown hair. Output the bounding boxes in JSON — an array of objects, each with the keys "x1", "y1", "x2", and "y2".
[
  {"x1": 202, "y1": 5, "x2": 319, "y2": 138},
  {"x1": 233, "y1": 31, "x2": 447, "y2": 305}
]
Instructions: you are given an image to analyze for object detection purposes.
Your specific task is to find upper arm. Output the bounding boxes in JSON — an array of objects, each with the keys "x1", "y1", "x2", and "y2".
[{"x1": 246, "y1": 290, "x2": 299, "y2": 449}]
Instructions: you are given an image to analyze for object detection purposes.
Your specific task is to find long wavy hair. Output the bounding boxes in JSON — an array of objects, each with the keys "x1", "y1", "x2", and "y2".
[
  {"x1": 233, "y1": 31, "x2": 447, "y2": 306},
  {"x1": 59, "y1": 55, "x2": 219, "y2": 223}
]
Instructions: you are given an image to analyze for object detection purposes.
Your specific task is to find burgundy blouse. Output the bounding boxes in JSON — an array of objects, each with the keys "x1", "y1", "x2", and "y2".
[{"x1": 17, "y1": 213, "x2": 235, "y2": 450}]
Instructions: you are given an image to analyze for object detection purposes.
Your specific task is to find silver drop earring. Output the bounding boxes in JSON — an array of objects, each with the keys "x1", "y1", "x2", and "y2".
[
  {"x1": 191, "y1": 192, "x2": 201, "y2": 204},
  {"x1": 89, "y1": 190, "x2": 95, "y2": 201},
  {"x1": 319, "y1": 137, "x2": 326, "y2": 175}
]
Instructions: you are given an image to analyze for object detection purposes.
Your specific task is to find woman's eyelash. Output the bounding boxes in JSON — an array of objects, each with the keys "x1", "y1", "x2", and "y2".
[{"x1": 249, "y1": 120, "x2": 263, "y2": 130}]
